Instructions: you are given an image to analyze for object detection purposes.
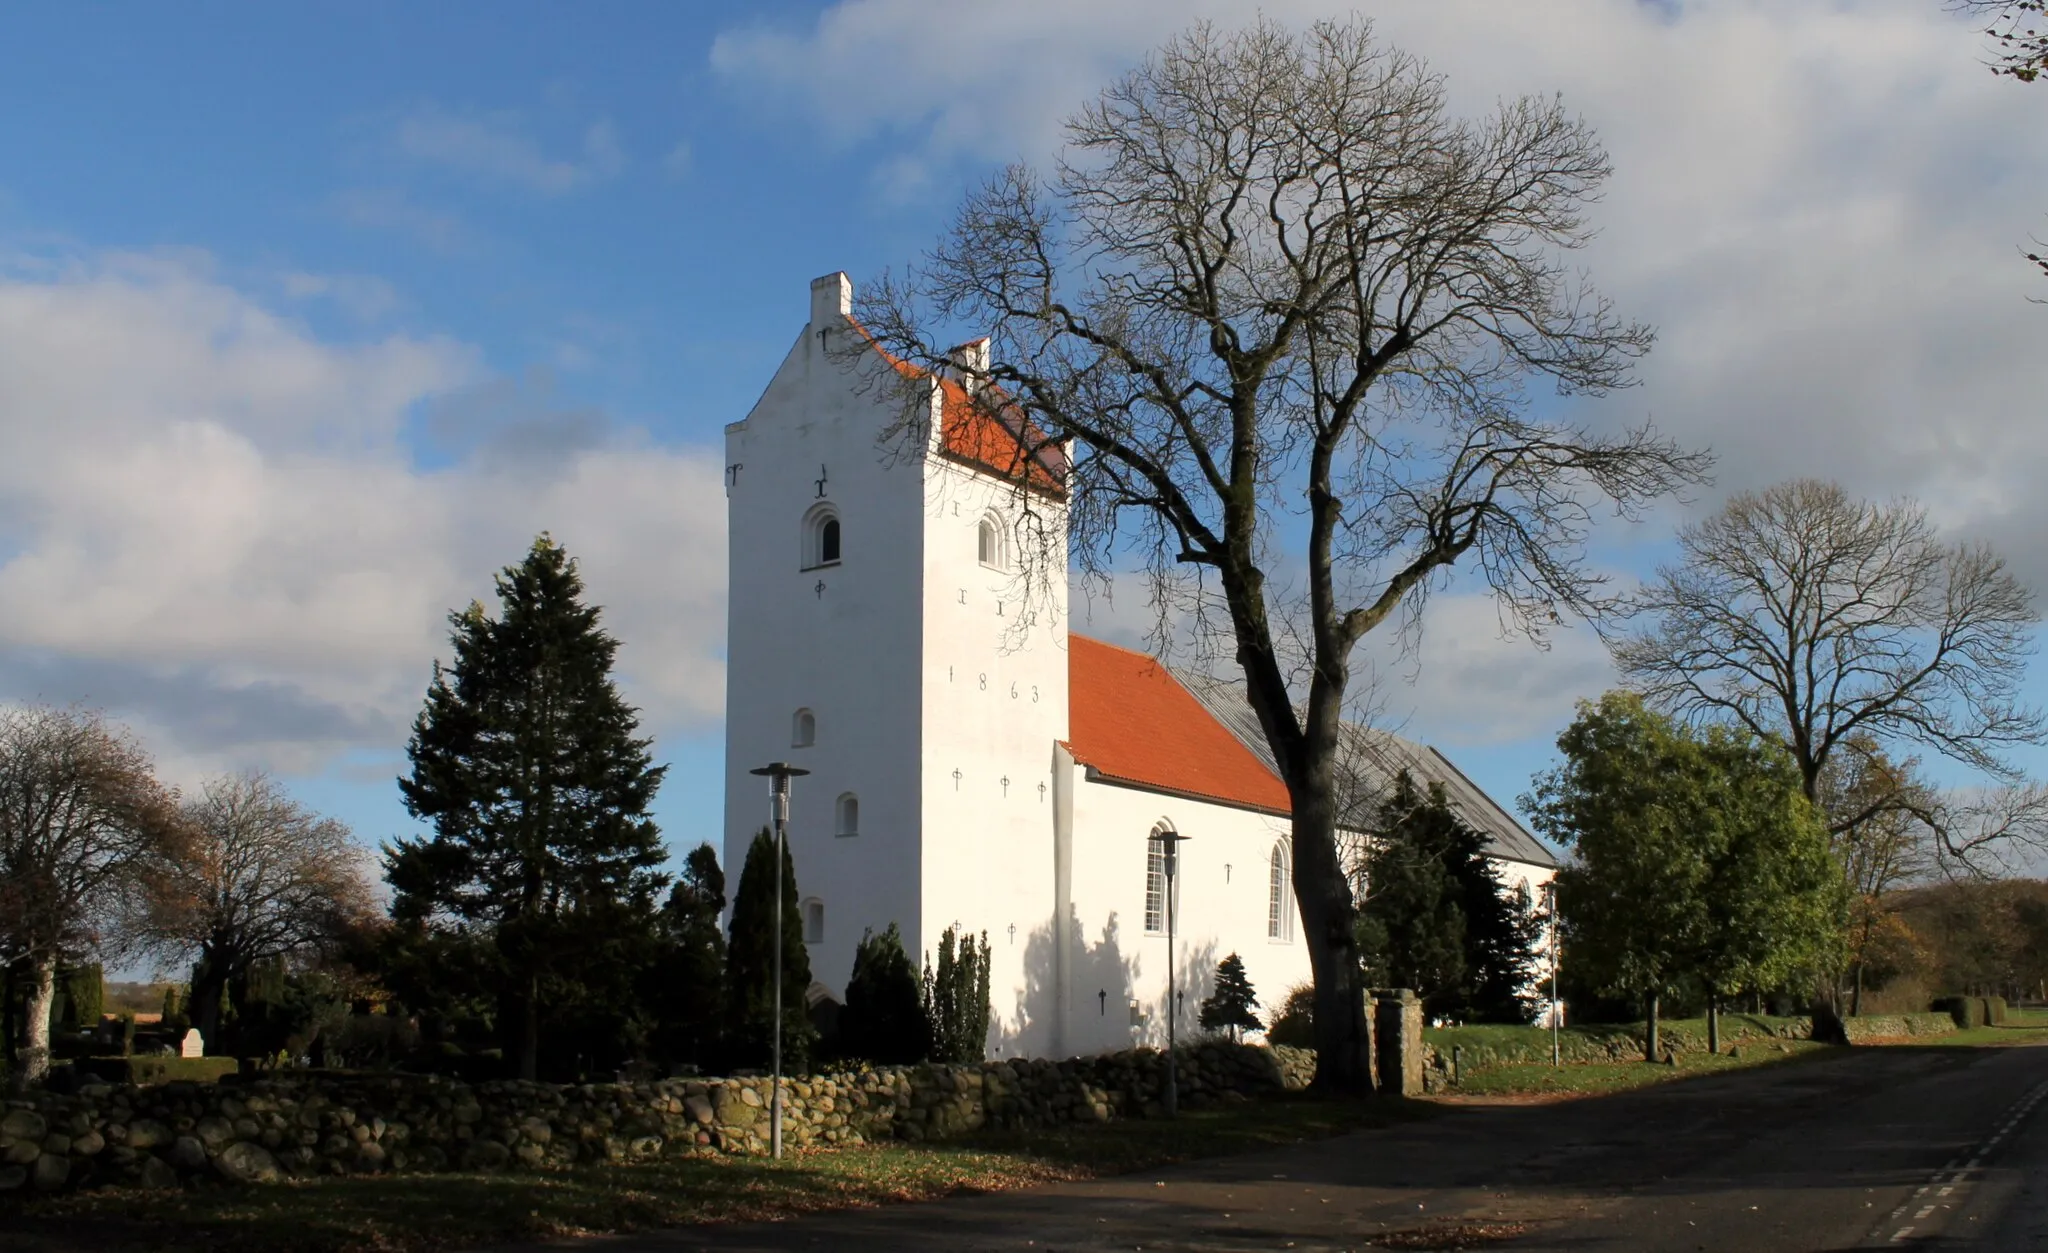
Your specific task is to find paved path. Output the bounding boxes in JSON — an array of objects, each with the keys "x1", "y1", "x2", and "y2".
[{"x1": 483, "y1": 1040, "x2": 2048, "y2": 1252}]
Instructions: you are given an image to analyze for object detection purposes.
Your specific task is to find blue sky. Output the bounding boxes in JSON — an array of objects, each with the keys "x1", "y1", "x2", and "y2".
[{"x1": 2, "y1": 0, "x2": 2045, "y2": 905}]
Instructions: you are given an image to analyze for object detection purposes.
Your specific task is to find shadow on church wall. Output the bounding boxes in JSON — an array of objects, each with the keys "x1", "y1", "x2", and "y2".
[
  {"x1": 994, "y1": 907, "x2": 1143, "y2": 1058},
  {"x1": 994, "y1": 909, "x2": 1233, "y2": 1057}
]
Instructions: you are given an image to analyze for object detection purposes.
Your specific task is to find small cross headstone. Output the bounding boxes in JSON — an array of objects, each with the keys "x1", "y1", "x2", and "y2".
[{"x1": 180, "y1": 1028, "x2": 204, "y2": 1059}]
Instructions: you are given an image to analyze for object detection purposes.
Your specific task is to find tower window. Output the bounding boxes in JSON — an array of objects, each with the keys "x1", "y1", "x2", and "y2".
[
  {"x1": 1268, "y1": 840, "x2": 1293, "y2": 942},
  {"x1": 803, "y1": 898, "x2": 825, "y2": 944},
  {"x1": 977, "y1": 515, "x2": 1005, "y2": 570},
  {"x1": 802, "y1": 504, "x2": 841, "y2": 569},
  {"x1": 835, "y1": 792, "x2": 859, "y2": 837},
  {"x1": 793, "y1": 708, "x2": 815, "y2": 748}
]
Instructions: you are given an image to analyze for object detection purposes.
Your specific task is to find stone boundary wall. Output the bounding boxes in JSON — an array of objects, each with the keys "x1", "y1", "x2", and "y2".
[
  {"x1": 1835, "y1": 1012, "x2": 1959, "y2": 1043},
  {"x1": 0, "y1": 1041, "x2": 1316, "y2": 1194}
]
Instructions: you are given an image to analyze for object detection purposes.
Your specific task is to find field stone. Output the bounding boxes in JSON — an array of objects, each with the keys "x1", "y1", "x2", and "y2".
[
  {"x1": 126, "y1": 1119, "x2": 171, "y2": 1150},
  {"x1": 40, "y1": 1134, "x2": 70, "y2": 1157},
  {"x1": 32, "y1": 1153, "x2": 70, "y2": 1190},
  {"x1": 70, "y1": 1130, "x2": 105, "y2": 1157},
  {"x1": 1, "y1": 1110, "x2": 45, "y2": 1142},
  {"x1": 465, "y1": 1138, "x2": 510, "y2": 1170},
  {"x1": 138, "y1": 1155, "x2": 180, "y2": 1190},
  {"x1": 684, "y1": 1094, "x2": 713, "y2": 1125},
  {"x1": 0, "y1": 1164, "x2": 25, "y2": 1191},
  {"x1": 168, "y1": 1136, "x2": 209, "y2": 1170},
  {"x1": 215, "y1": 1141, "x2": 282, "y2": 1184},
  {"x1": 4, "y1": 1139, "x2": 39, "y2": 1165}
]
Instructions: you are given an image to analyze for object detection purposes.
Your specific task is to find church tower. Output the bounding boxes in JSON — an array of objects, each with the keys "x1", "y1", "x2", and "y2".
[{"x1": 723, "y1": 273, "x2": 1070, "y2": 1054}]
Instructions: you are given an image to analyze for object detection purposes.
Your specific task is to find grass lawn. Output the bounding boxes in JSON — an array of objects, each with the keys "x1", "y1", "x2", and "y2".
[
  {"x1": 1442, "y1": 1039, "x2": 1836, "y2": 1100},
  {"x1": 1, "y1": 1093, "x2": 1433, "y2": 1253},
  {"x1": 1912, "y1": 1006, "x2": 2048, "y2": 1048}
]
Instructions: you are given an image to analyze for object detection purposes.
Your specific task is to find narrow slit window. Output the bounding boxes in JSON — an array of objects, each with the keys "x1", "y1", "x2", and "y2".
[
  {"x1": 803, "y1": 899, "x2": 825, "y2": 944},
  {"x1": 1145, "y1": 830, "x2": 1169, "y2": 934},
  {"x1": 793, "y1": 709, "x2": 816, "y2": 748},
  {"x1": 1268, "y1": 841, "x2": 1292, "y2": 941},
  {"x1": 836, "y1": 792, "x2": 859, "y2": 837}
]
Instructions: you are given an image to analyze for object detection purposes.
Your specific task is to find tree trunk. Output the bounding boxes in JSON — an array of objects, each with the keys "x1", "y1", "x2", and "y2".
[
  {"x1": 189, "y1": 954, "x2": 229, "y2": 1044},
  {"x1": 1291, "y1": 759, "x2": 1372, "y2": 1093},
  {"x1": 520, "y1": 969, "x2": 539, "y2": 1082},
  {"x1": 1707, "y1": 993, "x2": 1719, "y2": 1055},
  {"x1": 15, "y1": 952, "x2": 58, "y2": 1090},
  {"x1": 1644, "y1": 991, "x2": 1661, "y2": 1064},
  {"x1": 1851, "y1": 961, "x2": 1865, "y2": 1018}
]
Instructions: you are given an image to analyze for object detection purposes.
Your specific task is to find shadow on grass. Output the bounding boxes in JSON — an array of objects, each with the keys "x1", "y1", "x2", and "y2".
[{"x1": 0, "y1": 1092, "x2": 1436, "y2": 1253}]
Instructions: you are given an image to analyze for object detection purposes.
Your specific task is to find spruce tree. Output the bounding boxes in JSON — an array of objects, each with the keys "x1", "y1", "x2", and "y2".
[
  {"x1": 836, "y1": 924, "x2": 929, "y2": 1064},
  {"x1": 1356, "y1": 772, "x2": 1539, "y2": 1024},
  {"x1": 1198, "y1": 953, "x2": 1262, "y2": 1041},
  {"x1": 725, "y1": 827, "x2": 815, "y2": 1071},
  {"x1": 385, "y1": 534, "x2": 669, "y2": 1081}
]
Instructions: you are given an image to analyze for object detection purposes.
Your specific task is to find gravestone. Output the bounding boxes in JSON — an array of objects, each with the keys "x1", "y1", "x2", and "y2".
[{"x1": 180, "y1": 1028, "x2": 204, "y2": 1059}]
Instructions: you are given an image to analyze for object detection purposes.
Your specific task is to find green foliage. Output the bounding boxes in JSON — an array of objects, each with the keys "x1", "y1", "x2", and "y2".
[
  {"x1": 836, "y1": 924, "x2": 930, "y2": 1064},
  {"x1": 922, "y1": 926, "x2": 991, "y2": 1064},
  {"x1": 1526, "y1": 692, "x2": 1846, "y2": 1019},
  {"x1": 1198, "y1": 953, "x2": 1262, "y2": 1040},
  {"x1": 724, "y1": 828, "x2": 815, "y2": 1071},
  {"x1": 1354, "y1": 773, "x2": 1541, "y2": 1023},
  {"x1": 645, "y1": 843, "x2": 727, "y2": 1071},
  {"x1": 1266, "y1": 983, "x2": 1316, "y2": 1048},
  {"x1": 1933, "y1": 995, "x2": 1990, "y2": 1029},
  {"x1": 383, "y1": 535, "x2": 670, "y2": 1080},
  {"x1": 160, "y1": 983, "x2": 188, "y2": 1036},
  {"x1": 57, "y1": 963, "x2": 103, "y2": 1030}
]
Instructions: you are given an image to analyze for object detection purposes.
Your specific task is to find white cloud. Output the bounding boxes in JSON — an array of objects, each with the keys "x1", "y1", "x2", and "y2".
[
  {"x1": 330, "y1": 187, "x2": 473, "y2": 253},
  {"x1": 278, "y1": 271, "x2": 401, "y2": 322},
  {"x1": 393, "y1": 104, "x2": 627, "y2": 194},
  {"x1": 0, "y1": 251, "x2": 728, "y2": 782}
]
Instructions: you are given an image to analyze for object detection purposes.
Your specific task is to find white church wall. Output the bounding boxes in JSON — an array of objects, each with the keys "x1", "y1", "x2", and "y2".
[
  {"x1": 1058, "y1": 775, "x2": 1309, "y2": 1057},
  {"x1": 722, "y1": 273, "x2": 933, "y2": 1003},
  {"x1": 915, "y1": 454, "x2": 1070, "y2": 1059}
]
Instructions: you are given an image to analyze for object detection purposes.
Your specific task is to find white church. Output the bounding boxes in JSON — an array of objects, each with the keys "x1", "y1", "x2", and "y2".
[{"x1": 722, "y1": 273, "x2": 1557, "y2": 1060}]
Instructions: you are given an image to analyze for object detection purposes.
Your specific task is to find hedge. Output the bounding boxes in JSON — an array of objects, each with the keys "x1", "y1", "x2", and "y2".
[{"x1": 77, "y1": 1055, "x2": 241, "y2": 1085}]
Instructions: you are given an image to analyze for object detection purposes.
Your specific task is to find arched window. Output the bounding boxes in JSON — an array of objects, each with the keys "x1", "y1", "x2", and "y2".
[
  {"x1": 792, "y1": 708, "x2": 816, "y2": 748},
  {"x1": 1144, "y1": 824, "x2": 1176, "y2": 935},
  {"x1": 977, "y1": 513, "x2": 1005, "y2": 570},
  {"x1": 802, "y1": 898, "x2": 825, "y2": 944},
  {"x1": 802, "y1": 504, "x2": 841, "y2": 569},
  {"x1": 1268, "y1": 841, "x2": 1293, "y2": 941},
  {"x1": 835, "y1": 792, "x2": 859, "y2": 838}
]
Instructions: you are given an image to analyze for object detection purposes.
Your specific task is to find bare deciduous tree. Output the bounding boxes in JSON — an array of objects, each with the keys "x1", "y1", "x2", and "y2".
[
  {"x1": 0, "y1": 706, "x2": 182, "y2": 1087},
  {"x1": 855, "y1": 18, "x2": 1707, "y2": 1090},
  {"x1": 1949, "y1": 1, "x2": 2048, "y2": 283},
  {"x1": 1616, "y1": 479, "x2": 2045, "y2": 869},
  {"x1": 134, "y1": 773, "x2": 377, "y2": 1043}
]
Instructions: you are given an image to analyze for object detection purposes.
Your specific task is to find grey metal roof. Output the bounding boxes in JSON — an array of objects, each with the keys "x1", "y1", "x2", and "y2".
[{"x1": 1169, "y1": 667, "x2": 1560, "y2": 870}]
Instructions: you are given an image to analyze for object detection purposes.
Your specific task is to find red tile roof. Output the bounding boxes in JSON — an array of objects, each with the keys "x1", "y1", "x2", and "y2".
[
  {"x1": 934, "y1": 375, "x2": 1067, "y2": 496},
  {"x1": 1065, "y1": 635, "x2": 1292, "y2": 816},
  {"x1": 852, "y1": 319, "x2": 1067, "y2": 496}
]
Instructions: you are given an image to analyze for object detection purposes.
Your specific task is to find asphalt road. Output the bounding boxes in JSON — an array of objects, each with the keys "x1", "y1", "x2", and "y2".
[{"x1": 494, "y1": 1040, "x2": 2048, "y2": 1253}]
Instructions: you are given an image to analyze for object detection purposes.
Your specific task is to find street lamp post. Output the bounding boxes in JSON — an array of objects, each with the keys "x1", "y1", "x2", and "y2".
[
  {"x1": 1153, "y1": 828, "x2": 1190, "y2": 1118},
  {"x1": 749, "y1": 761, "x2": 808, "y2": 1160}
]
